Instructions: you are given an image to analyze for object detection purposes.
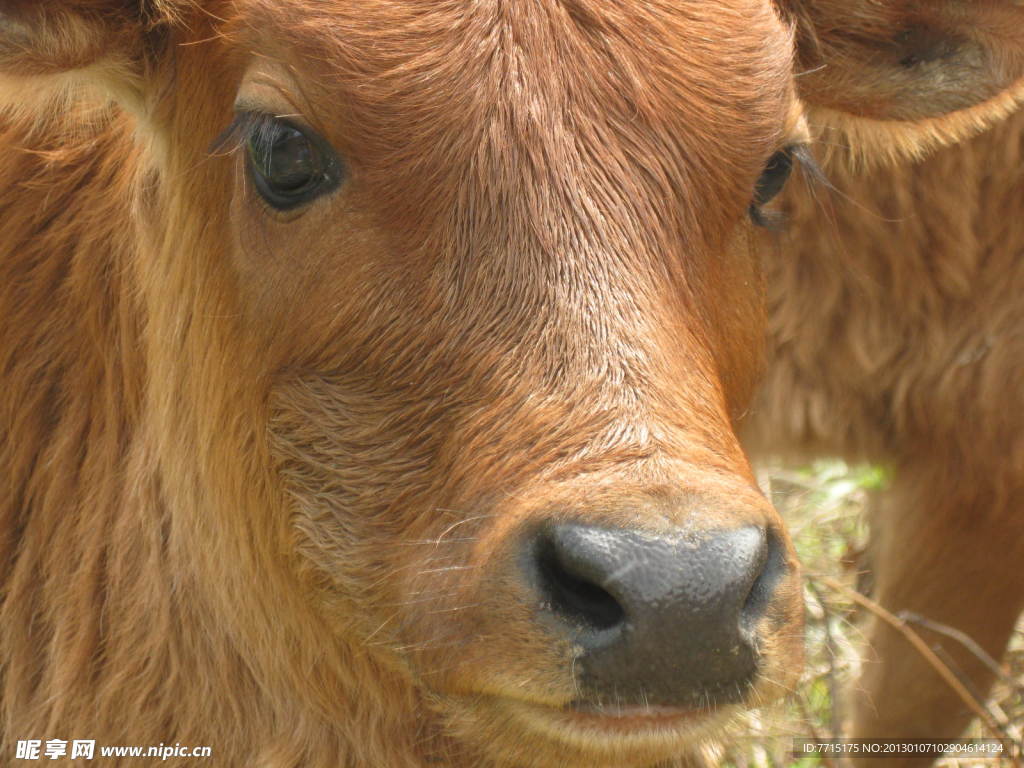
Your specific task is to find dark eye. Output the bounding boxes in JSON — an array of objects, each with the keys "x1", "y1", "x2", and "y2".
[
  {"x1": 749, "y1": 147, "x2": 795, "y2": 225},
  {"x1": 246, "y1": 117, "x2": 343, "y2": 210}
]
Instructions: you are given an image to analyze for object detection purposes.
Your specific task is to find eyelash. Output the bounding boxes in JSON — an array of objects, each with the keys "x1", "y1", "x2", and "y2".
[{"x1": 211, "y1": 111, "x2": 283, "y2": 157}]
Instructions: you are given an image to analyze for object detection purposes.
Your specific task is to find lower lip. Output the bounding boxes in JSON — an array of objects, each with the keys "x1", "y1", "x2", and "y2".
[
  {"x1": 500, "y1": 699, "x2": 715, "y2": 738},
  {"x1": 560, "y1": 703, "x2": 704, "y2": 730},
  {"x1": 500, "y1": 697, "x2": 726, "y2": 752}
]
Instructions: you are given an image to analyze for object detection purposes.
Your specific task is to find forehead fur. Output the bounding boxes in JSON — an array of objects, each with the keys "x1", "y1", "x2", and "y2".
[{"x1": 222, "y1": 0, "x2": 795, "y2": 246}]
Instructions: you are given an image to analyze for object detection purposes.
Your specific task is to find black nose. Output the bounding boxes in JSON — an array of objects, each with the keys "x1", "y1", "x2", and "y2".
[{"x1": 527, "y1": 522, "x2": 786, "y2": 707}]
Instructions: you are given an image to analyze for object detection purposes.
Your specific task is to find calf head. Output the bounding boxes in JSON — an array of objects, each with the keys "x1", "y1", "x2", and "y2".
[
  {"x1": 211, "y1": 6, "x2": 804, "y2": 763},
  {"x1": 2, "y1": 1, "x2": 1022, "y2": 766}
]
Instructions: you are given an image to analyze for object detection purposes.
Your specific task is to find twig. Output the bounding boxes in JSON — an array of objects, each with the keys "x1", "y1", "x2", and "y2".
[
  {"x1": 807, "y1": 574, "x2": 1011, "y2": 746},
  {"x1": 898, "y1": 611, "x2": 1024, "y2": 699},
  {"x1": 925, "y1": 641, "x2": 998, "y2": 723}
]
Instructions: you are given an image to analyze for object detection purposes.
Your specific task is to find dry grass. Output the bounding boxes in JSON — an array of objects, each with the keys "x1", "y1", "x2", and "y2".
[{"x1": 717, "y1": 460, "x2": 1024, "y2": 768}]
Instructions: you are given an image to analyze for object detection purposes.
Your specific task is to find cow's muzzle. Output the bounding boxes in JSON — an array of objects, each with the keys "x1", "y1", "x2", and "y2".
[{"x1": 522, "y1": 521, "x2": 790, "y2": 709}]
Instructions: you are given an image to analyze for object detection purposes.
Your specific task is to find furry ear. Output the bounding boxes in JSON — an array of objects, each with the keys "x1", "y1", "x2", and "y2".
[
  {"x1": 780, "y1": 0, "x2": 1024, "y2": 163},
  {"x1": 0, "y1": 1, "x2": 176, "y2": 116}
]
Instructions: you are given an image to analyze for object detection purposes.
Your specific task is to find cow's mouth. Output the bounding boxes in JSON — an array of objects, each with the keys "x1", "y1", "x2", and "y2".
[
  {"x1": 435, "y1": 688, "x2": 738, "y2": 766},
  {"x1": 502, "y1": 695, "x2": 730, "y2": 742},
  {"x1": 567, "y1": 700, "x2": 709, "y2": 723},
  {"x1": 463, "y1": 695, "x2": 733, "y2": 767}
]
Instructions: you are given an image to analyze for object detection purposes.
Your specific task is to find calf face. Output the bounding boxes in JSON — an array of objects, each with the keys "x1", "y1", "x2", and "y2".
[
  {"x1": 3, "y1": 1, "x2": 805, "y2": 766},
  {"x1": 226, "y1": 3, "x2": 805, "y2": 761}
]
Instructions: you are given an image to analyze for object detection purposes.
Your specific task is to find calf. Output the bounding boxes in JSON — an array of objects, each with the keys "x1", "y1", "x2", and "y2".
[{"x1": 0, "y1": 2, "x2": 1021, "y2": 768}]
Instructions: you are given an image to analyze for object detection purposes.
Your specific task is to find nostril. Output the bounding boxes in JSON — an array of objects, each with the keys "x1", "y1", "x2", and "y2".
[
  {"x1": 535, "y1": 534, "x2": 625, "y2": 631},
  {"x1": 741, "y1": 526, "x2": 786, "y2": 624}
]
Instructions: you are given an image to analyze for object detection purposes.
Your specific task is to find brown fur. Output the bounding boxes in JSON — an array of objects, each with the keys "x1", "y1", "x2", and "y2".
[{"x1": 1, "y1": 1, "x2": 1022, "y2": 767}]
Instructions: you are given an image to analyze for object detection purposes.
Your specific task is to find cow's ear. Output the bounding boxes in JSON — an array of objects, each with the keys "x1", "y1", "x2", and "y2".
[
  {"x1": 781, "y1": 0, "x2": 1024, "y2": 162},
  {"x1": 0, "y1": 1, "x2": 170, "y2": 116}
]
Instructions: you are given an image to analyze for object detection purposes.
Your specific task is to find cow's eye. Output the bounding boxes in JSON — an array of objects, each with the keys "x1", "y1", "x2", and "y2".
[
  {"x1": 753, "y1": 148, "x2": 794, "y2": 207},
  {"x1": 749, "y1": 147, "x2": 795, "y2": 226},
  {"x1": 245, "y1": 116, "x2": 343, "y2": 210}
]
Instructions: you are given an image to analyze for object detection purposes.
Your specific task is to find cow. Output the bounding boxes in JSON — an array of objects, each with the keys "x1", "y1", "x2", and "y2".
[
  {"x1": 744, "y1": 2, "x2": 1024, "y2": 756},
  {"x1": 0, "y1": 2, "x2": 1021, "y2": 768}
]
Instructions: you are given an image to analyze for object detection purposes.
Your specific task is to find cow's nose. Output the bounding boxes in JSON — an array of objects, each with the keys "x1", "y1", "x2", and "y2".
[{"x1": 526, "y1": 522, "x2": 786, "y2": 707}]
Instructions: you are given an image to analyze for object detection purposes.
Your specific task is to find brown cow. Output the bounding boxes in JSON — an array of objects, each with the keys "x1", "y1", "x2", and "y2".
[{"x1": 0, "y1": 3, "x2": 1021, "y2": 768}]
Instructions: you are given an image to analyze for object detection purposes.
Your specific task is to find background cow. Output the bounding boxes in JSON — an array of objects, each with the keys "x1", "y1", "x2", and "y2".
[
  {"x1": 0, "y1": 1, "x2": 1022, "y2": 767},
  {"x1": 746, "y1": 2, "x2": 1024, "y2": 758}
]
